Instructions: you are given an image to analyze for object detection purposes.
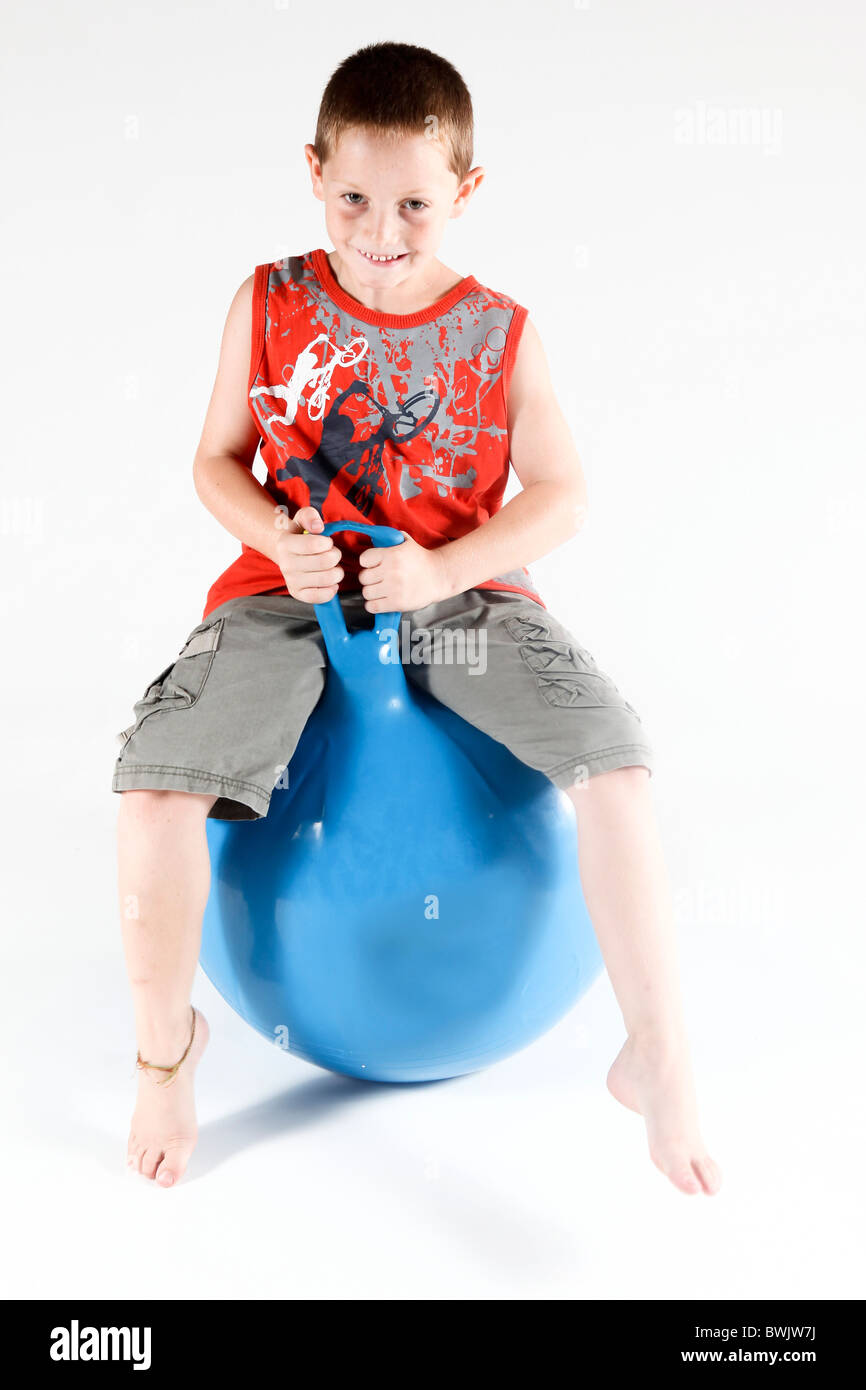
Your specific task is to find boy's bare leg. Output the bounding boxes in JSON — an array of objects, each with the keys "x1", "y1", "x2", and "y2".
[
  {"x1": 117, "y1": 789, "x2": 216, "y2": 1188},
  {"x1": 566, "y1": 767, "x2": 722, "y2": 1196}
]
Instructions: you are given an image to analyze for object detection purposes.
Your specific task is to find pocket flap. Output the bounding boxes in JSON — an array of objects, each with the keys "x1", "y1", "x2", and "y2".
[{"x1": 176, "y1": 618, "x2": 224, "y2": 661}]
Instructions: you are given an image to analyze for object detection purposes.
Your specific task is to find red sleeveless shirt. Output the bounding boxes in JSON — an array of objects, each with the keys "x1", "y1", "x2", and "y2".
[{"x1": 202, "y1": 248, "x2": 544, "y2": 619}]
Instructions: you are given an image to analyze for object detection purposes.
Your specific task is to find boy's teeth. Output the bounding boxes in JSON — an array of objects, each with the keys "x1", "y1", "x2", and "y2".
[{"x1": 362, "y1": 251, "x2": 402, "y2": 261}]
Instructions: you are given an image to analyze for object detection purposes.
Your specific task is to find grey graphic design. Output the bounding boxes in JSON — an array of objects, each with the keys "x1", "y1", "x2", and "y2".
[
  {"x1": 274, "y1": 378, "x2": 441, "y2": 515},
  {"x1": 257, "y1": 259, "x2": 515, "y2": 499}
]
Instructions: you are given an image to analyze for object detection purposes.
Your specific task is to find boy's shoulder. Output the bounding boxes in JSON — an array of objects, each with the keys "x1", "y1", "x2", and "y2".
[{"x1": 464, "y1": 269, "x2": 526, "y2": 315}]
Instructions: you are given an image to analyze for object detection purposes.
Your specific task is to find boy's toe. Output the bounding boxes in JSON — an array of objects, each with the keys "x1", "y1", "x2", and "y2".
[
  {"x1": 654, "y1": 1152, "x2": 701, "y2": 1193},
  {"x1": 676, "y1": 1166, "x2": 701, "y2": 1194},
  {"x1": 694, "y1": 1155, "x2": 722, "y2": 1194},
  {"x1": 155, "y1": 1142, "x2": 193, "y2": 1189},
  {"x1": 140, "y1": 1146, "x2": 164, "y2": 1180}
]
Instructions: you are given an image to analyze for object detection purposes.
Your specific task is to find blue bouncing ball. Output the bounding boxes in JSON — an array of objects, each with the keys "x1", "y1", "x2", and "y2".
[{"x1": 200, "y1": 521, "x2": 602, "y2": 1082}]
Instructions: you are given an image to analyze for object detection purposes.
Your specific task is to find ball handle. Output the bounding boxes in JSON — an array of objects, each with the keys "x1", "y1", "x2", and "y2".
[{"x1": 312, "y1": 521, "x2": 405, "y2": 671}]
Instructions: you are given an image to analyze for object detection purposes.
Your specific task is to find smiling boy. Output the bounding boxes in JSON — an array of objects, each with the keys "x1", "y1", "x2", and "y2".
[{"x1": 113, "y1": 41, "x2": 721, "y2": 1197}]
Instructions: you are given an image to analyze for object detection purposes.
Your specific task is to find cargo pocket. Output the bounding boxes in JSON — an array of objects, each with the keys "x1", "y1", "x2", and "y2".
[
  {"x1": 115, "y1": 616, "x2": 225, "y2": 750},
  {"x1": 504, "y1": 614, "x2": 629, "y2": 711}
]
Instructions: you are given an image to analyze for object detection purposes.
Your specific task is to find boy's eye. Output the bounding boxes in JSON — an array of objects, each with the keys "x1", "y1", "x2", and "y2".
[{"x1": 341, "y1": 193, "x2": 427, "y2": 211}]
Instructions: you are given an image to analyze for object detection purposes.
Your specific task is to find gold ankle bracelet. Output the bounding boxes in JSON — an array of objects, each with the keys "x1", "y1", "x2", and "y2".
[{"x1": 136, "y1": 1006, "x2": 196, "y2": 1087}]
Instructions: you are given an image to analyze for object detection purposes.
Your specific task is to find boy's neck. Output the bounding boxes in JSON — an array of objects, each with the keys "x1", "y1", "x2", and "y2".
[{"x1": 324, "y1": 248, "x2": 467, "y2": 317}]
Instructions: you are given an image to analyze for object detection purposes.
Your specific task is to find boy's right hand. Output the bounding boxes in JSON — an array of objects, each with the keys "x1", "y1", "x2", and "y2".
[{"x1": 272, "y1": 506, "x2": 344, "y2": 604}]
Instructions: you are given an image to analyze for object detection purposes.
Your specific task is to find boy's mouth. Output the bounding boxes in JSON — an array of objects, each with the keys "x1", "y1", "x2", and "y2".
[{"x1": 355, "y1": 248, "x2": 409, "y2": 266}]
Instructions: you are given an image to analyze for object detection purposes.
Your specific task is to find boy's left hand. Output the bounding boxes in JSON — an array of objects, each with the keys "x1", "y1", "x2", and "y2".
[{"x1": 359, "y1": 533, "x2": 452, "y2": 613}]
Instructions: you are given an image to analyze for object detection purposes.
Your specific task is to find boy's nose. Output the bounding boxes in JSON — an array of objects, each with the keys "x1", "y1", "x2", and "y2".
[{"x1": 365, "y1": 213, "x2": 400, "y2": 247}]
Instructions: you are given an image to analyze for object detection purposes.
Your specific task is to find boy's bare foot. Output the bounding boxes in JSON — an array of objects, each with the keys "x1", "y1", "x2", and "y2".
[
  {"x1": 606, "y1": 1032, "x2": 722, "y2": 1196},
  {"x1": 127, "y1": 1008, "x2": 209, "y2": 1188}
]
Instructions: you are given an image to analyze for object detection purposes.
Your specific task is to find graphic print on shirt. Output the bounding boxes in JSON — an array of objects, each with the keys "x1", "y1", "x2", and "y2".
[
  {"x1": 249, "y1": 331, "x2": 369, "y2": 431},
  {"x1": 248, "y1": 324, "x2": 502, "y2": 519},
  {"x1": 201, "y1": 251, "x2": 543, "y2": 620},
  {"x1": 255, "y1": 369, "x2": 444, "y2": 516}
]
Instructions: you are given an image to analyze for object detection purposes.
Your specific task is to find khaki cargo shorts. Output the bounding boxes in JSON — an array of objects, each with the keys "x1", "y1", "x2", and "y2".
[{"x1": 111, "y1": 589, "x2": 654, "y2": 820}]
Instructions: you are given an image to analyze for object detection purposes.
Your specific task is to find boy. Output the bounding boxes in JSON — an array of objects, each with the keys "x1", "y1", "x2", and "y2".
[{"x1": 114, "y1": 41, "x2": 721, "y2": 1197}]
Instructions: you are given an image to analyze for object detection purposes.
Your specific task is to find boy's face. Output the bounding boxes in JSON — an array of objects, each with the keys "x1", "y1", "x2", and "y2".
[{"x1": 305, "y1": 126, "x2": 482, "y2": 289}]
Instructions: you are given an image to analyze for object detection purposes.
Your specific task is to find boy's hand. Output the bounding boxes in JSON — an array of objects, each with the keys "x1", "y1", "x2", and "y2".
[
  {"x1": 272, "y1": 506, "x2": 343, "y2": 604},
  {"x1": 358, "y1": 533, "x2": 451, "y2": 613}
]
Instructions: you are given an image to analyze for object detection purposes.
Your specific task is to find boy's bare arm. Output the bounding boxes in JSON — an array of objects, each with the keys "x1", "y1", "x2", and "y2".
[
  {"x1": 192, "y1": 279, "x2": 343, "y2": 602},
  {"x1": 436, "y1": 316, "x2": 588, "y2": 597},
  {"x1": 192, "y1": 276, "x2": 286, "y2": 562}
]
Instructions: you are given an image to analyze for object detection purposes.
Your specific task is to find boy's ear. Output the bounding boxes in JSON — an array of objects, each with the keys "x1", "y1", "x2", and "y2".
[
  {"x1": 452, "y1": 165, "x2": 485, "y2": 217},
  {"x1": 305, "y1": 143, "x2": 325, "y2": 195}
]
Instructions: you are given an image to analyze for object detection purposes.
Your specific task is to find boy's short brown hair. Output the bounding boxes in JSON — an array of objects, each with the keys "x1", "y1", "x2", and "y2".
[{"x1": 313, "y1": 42, "x2": 474, "y2": 185}]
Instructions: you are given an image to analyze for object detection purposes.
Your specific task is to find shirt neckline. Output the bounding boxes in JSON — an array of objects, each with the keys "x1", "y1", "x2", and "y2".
[{"x1": 311, "y1": 247, "x2": 479, "y2": 328}]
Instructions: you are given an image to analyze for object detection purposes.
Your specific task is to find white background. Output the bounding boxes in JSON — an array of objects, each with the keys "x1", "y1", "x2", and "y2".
[{"x1": 1, "y1": 0, "x2": 864, "y2": 1300}]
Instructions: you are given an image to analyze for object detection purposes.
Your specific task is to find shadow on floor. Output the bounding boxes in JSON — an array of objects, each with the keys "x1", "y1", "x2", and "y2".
[{"x1": 191, "y1": 1071, "x2": 451, "y2": 1180}]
